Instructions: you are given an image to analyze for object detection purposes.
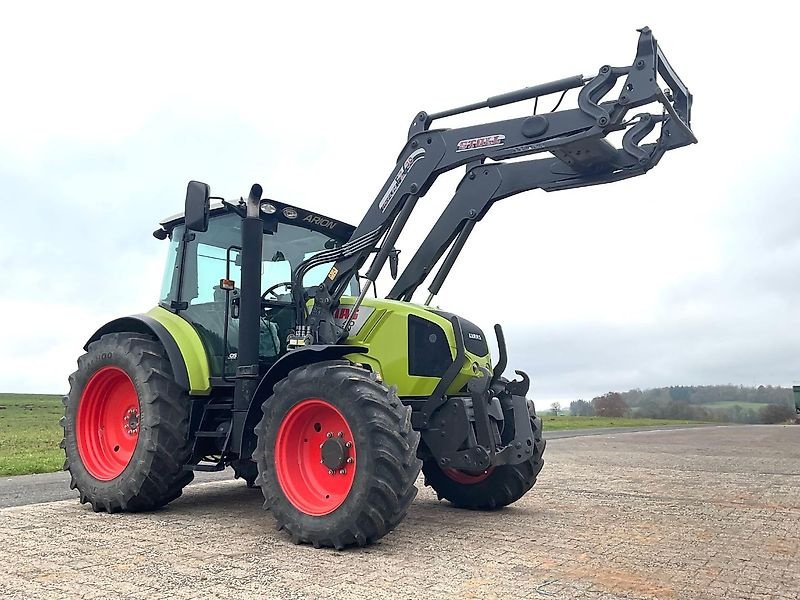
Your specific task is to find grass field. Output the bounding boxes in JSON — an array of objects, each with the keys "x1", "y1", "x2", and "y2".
[
  {"x1": 702, "y1": 401, "x2": 767, "y2": 411},
  {"x1": 0, "y1": 393, "x2": 65, "y2": 476},
  {"x1": 540, "y1": 415, "x2": 703, "y2": 431},
  {"x1": 1, "y1": 393, "x2": 706, "y2": 477}
]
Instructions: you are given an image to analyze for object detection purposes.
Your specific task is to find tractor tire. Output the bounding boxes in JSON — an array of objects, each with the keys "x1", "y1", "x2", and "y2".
[
  {"x1": 232, "y1": 459, "x2": 259, "y2": 488},
  {"x1": 422, "y1": 401, "x2": 545, "y2": 510},
  {"x1": 61, "y1": 332, "x2": 193, "y2": 512},
  {"x1": 254, "y1": 360, "x2": 421, "y2": 549}
]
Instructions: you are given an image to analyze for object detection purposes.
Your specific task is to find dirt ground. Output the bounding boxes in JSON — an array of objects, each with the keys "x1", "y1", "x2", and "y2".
[{"x1": 1, "y1": 425, "x2": 797, "y2": 599}]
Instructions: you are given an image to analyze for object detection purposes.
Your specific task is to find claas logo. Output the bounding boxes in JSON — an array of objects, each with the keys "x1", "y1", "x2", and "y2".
[{"x1": 333, "y1": 307, "x2": 359, "y2": 321}]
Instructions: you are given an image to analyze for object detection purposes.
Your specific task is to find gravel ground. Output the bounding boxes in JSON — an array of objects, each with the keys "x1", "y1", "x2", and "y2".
[{"x1": 1, "y1": 425, "x2": 797, "y2": 599}]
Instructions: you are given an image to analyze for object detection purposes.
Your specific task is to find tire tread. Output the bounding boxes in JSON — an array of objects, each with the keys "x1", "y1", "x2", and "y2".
[{"x1": 254, "y1": 360, "x2": 421, "y2": 549}]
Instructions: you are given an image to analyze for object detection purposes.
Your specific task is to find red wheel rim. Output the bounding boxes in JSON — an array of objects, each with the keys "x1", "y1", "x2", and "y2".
[
  {"x1": 274, "y1": 398, "x2": 356, "y2": 516},
  {"x1": 76, "y1": 366, "x2": 140, "y2": 481},
  {"x1": 443, "y1": 467, "x2": 494, "y2": 484}
]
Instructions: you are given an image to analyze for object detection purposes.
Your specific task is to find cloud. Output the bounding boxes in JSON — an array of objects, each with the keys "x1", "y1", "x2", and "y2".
[{"x1": 1, "y1": 2, "x2": 799, "y2": 400}]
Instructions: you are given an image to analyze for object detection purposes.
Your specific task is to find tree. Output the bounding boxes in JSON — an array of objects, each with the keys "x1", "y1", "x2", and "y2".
[
  {"x1": 591, "y1": 392, "x2": 629, "y2": 418},
  {"x1": 569, "y1": 399, "x2": 594, "y2": 416},
  {"x1": 669, "y1": 386, "x2": 691, "y2": 402},
  {"x1": 550, "y1": 402, "x2": 562, "y2": 416},
  {"x1": 759, "y1": 404, "x2": 795, "y2": 424}
]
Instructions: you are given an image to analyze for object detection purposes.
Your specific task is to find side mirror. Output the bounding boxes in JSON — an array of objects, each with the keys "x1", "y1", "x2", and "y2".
[
  {"x1": 185, "y1": 180, "x2": 210, "y2": 232},
  {"x1": 389, "y1": 249, "x2": 401, "y2": 280}
]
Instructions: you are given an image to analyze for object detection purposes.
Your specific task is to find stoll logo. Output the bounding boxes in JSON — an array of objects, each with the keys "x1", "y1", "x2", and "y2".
[
  {"x1": 456, "y1": 134, "x2": 505, "y2": 153},
  {"x1": 468, "y1": 332, "x2": 482, "y2": 341},
  {"x1": 378, "y1": 148, "x2": 426, "y2": 212}
]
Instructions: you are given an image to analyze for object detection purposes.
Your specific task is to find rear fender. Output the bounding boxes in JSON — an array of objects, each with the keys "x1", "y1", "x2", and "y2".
[
  {"x1": 84, "y1": 306, "x2": 211, "y2": 395},
  {"x1": 85, "y1": 315, "x2": 191, "y2": 391}
]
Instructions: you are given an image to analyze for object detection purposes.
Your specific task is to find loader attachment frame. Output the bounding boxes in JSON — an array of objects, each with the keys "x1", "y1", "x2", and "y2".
[{"x1": 292, "y1": 26, "x2": 695, "y2": 345}]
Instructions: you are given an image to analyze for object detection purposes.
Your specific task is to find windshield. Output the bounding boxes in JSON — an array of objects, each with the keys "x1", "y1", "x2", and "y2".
[
  {"x1": 166, "y1": 213, "x2": 358, "y2": 302},
  {"x1": 256, "y1": 222, "x2": 359, "y2": 298}
]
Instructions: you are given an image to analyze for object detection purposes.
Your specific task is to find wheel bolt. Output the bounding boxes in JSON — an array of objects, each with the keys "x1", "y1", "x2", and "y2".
[
  {"x1": 319, "y1": 443, "x2": 324, "y2": 449},
  {"x1": 346, "y1": 457, "x2": 353, "y2": 464},
  {"x1": 326, "y1": 432, "x2": 333, "y2": 438},
  {"x1": 337, "y1": 431, "x2": 344, "y2": 437},
  {"x1": 345, "y1": 441, "x2": 352, "y2": 448},
  {"x1": 339, "y1": 469, "x2": 346, "y2": 475},
  {"x1": 320, "y1": 459, "x2": 325, "y2": 464},
  {"x1": 328, "y1": 469, "x2": 334, "y2": 475}
]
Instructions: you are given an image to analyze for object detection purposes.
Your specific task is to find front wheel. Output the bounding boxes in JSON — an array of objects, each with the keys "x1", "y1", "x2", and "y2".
[
  {"x1": 254, "y1": 361, "x2": 421, "y2": 549},
  {"x1": 422, "y1": 403, "x2": 545, "y2": 510}
]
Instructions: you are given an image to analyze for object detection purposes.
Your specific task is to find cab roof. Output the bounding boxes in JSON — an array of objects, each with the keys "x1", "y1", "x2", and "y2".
[{"x1": 156, "y1": 198, "x2": 356, "y2": 242}]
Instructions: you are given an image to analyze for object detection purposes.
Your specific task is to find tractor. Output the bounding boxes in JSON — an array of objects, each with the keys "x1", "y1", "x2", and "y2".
[{"x1": 61, "y1": 27, "x2": 695, "y2": 548}]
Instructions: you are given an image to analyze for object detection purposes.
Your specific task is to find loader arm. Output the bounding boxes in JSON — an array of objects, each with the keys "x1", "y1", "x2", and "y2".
[
  {"x1": 387, "y1": 132, "x2": 679, "y2": 303},
  {"x1": 293, "y1": 26, "x2": 695, "y2": 345}
]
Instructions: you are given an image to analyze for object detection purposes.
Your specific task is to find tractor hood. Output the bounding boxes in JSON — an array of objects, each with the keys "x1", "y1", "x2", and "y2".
[{"x1": 335, "y1": 297, "x2": 492, "y2": 398}]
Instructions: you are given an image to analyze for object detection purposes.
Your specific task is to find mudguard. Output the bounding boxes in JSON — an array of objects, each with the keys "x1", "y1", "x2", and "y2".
[
  {"x1": 248, "y1": 344, "x2": 367, "y2": 411},
  {"x1": 238, "y1": 345, "x2": 367, "y2": 457},
  {"x1": 84, "y1": 307, "x2": 212, "y2": 395}
]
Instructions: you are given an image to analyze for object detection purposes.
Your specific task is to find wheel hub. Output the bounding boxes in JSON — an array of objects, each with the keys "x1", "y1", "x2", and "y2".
[
  {"x1": 320, "y1": 436, "x2": 349, "y2": 471},
  {"x1": 123, "y1": 408, "x2": 140, "y2": 435}
]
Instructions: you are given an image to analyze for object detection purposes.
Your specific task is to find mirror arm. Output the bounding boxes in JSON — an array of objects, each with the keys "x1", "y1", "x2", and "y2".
[{"x1": 222, "y1": 198, "x2": 246, "y2": 219}]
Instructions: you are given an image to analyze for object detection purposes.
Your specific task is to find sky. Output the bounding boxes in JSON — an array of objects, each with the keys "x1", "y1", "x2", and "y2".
[{"x1": 1, "y1": 2, "x2": 798, "y2": 403}]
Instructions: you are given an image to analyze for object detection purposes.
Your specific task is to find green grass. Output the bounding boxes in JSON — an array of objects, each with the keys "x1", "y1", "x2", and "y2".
[
  {"x1": 702, "y1": 401, "x2": 766, "y2": 411},
  {"x1": 0, "y1": 393, "x2": 64, "y2": 476},
  {"x1": 541, "y1": 415, "x2": 704, "y2": 431}
]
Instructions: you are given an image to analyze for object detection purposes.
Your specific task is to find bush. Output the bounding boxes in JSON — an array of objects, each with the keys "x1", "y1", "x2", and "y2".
[
  {"x1": 591, "y1": 392, "x2": 628, "y2": 418},
  {"x1": 569, "y1": 399, "x2": 594, "y2": 417},
  {"x1": 759, "y1": 404, "x2": 795, "y2": 424}
]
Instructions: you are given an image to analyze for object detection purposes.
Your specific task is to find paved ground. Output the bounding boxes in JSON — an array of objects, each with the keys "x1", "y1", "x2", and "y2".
[
  {"x1": 0, "y1": 425, "x2": 711, "y2": 508},
  {"x1": 1, "y1": 425, "x2": 797, "y2": 599}
]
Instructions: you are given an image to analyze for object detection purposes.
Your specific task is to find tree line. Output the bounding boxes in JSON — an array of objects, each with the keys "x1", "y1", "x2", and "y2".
[{"x1": 564, "y1": 385, "x2": 798, "y2": 424}]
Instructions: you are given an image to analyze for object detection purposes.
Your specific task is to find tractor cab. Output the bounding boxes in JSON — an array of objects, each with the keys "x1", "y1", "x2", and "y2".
[{"x1": 154, "y1": 198, "x2": 358, "y2": 377}]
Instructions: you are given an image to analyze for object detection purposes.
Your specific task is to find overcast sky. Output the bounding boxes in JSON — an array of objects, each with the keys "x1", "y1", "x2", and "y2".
[{"x1": 1, "y1": 2, "x2": 798, "y2": 403}]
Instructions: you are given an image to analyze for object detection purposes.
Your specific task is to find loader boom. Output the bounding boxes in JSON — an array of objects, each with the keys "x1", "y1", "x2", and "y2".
[
  {"x1": 292, "y1": 26, "x2": 695, "y2": 345},
  {"x1": 387, "y1": 124, "x2": 689, "y2": 303}
]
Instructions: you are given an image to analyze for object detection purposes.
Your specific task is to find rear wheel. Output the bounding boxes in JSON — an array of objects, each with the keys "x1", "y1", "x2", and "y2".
[
  {"x1": 422, "y1": 402, "x2": 545, "y2": 510},
  {"x1": 254, "y1": 361, "x2": 421, "y2": 549},
  {"x1": 61, "y1": 333, "x2": 193, "y2": 512}
]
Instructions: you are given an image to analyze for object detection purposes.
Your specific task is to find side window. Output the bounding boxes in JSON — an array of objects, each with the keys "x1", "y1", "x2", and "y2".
[
  {"x1": 192, "y1": 244, "x2": 241, "y2": 305},
  {"x1": 159, "y1": 228, "x2": 182, "y2": 304}
]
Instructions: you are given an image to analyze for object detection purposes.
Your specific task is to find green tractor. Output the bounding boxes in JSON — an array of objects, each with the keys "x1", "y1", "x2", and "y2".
[{"x1": 61, "y1": 28, "x2": 694, "y2": 548}]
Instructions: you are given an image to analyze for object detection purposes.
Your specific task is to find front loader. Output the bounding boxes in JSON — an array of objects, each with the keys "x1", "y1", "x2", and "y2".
[{"x1": 61, "y1": 27, "x2": 695, "y2": 548}]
